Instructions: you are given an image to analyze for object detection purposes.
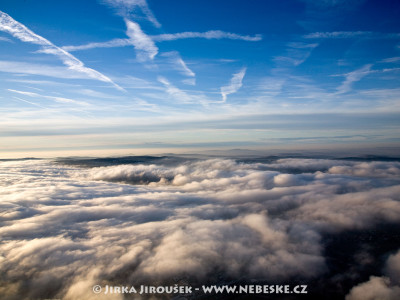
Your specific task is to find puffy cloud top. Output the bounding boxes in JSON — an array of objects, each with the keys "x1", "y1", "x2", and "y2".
[{"x1": 1, "y1": 157, "x2": 400, "y2": 299}]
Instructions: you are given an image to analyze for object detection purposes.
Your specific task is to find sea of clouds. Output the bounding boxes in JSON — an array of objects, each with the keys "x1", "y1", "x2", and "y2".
[{"x1": 1, "y1": 156, "x2": 400, "y2": 299}]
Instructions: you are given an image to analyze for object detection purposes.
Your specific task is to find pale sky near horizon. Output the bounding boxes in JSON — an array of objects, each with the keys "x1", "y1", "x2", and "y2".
[{"x1": 1, "y1": 0, "x2": 400, "y2": 158}]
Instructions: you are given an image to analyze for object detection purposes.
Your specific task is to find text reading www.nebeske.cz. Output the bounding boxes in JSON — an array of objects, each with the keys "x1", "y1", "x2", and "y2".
[{"x1": 93, "y1": 284, "x2": 308, "y2": 295}]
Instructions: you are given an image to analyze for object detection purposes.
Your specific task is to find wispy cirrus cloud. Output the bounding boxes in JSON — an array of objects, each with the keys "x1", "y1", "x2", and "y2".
[
  {"x1": 157, "y1": 76, "x2": 197, "y2": 103},
  {"x1": 304, "y1": 31, "x2": 372, "y2": 39},
  {"x1": 125, "y1": 19, "x2": 158, "y2": 62},
  {"x1": 380, "y1": 57, "x2": 400, "y2": 63},
  {"x1": 63, "y1": 30, "x2": 262, "y2": 53},
  {"x1": 62, "y1": 38, "x2": 131, "y2": 52},
  {"x1": 12, "y1": 96, "x2": 51, "y2": 110},
  {"x1": 161, "y1": 51, "x2": 195, "y2": 83},
  {"x1": 181, "y1": 78, "x2": 196, "y2": 86},
  {"x1": 220, "y1": 68, "x2": 246, "y2": 102},
  {"x1": 0, "y1": 60, "x2": 110, "y2": 80},
  {"x1": 101, "y1": 0, "x2": 161, "y2": 28},
  {"x1": 97, "y1": 0, "x2": 161, "y2": 64},
  {"x1": 152, "y1": 30, "x2": 262, "y2": 42},
  {"x1": 0, "y1": 36, "x2": 12, "y2": 42},
  {"x1": 8, "y1": 89, "x2": 89, "y2": 106},
  {"x1": 304, "y1": 31, "x2": 400, "y2": 39},
  {"x1": 300, "y1": 0, "x2": 367, "y2": 10},
  {"x1": 0, "y1": 11, "x2": 124, "y2": 91},
  {"x1": 174, "y1": 56, "x2": 195, "y2": 78},
  {"x1": 274, "y1": 42, "x2": 318, "y2": 67},
  {"x1": 256, "y1": 77, "x2": 285, "y2": 97},
  {"x1": 336, "y1": 64, "x2": 372, "y2": 94},
  {"x1": 6, "y1": 78, "x2": 81, "y2": 87}
]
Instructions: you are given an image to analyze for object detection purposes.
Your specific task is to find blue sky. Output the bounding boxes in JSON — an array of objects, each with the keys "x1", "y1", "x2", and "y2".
[{"x1": 0, "y1": 0, "x2": 400, "y2": 157}]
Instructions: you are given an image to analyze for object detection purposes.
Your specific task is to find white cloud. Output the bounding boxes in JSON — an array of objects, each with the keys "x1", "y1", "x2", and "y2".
[
  {"x1": 76, "y1": 89, "x2": 116, "y2": 99},
  {"x1": 0, "y1": 11, "x2": 124, "y2": 91},
  {"x1": 152, "y1": 30, "x2": 262, "y2": 42},
  {"x1": 6, "y1": 78, "x2": 81, "y2": 87},
  {"x1": 304, "y1": 31, "x2": 372, "y2": 39},
  {"x1": 181, "y1": 78, "x2": 196, "y2": 86},
  {"x1": 304, "y1": 31, "x2": 400, "y2": 40},
  {"x1": 12, "y1": 96, "x2": 50, "y2": 110},
  {"x1": 328, "y1": 161, "x2": 400, "y2": 178},
  {"x1": 346, "y1": 276, "x2": 400, "y2": 300},
  {"x1": 274, "y1": 42, "x2": 318, "y2": 67},
  {"x1": 386, "y1": 250, "x2": 400, "y2": 285},
  {"x1": 62, "y1": 30, "x2": 262, "y2": 53},
  {"x1": 300, "y1": 0, "x2": 367, "y2": 10},
  {"x1": 8, "y1": 89, "x2": 89, "y2": 106},
  {"x1": 346, "y1": 250, "x2": 400, "y2": 300},
  {"x1": 102, "y1": 0, "x2": 161, "y2": 28},
  {"x1": 382, "y1": 67, "x2": 400, "y2": 73},
  {"x1": 0, "y1": 11, "x2": 48, "y2": 45},
  {"x1": 220, "y1": 67, "x2": 246, "y2": 102},
  {"x1": 0, "y1": 36, "x2": 12, "y2": 42},
  {"x1": 161, "y1": 51, "x2": 196, "y2": 79},
  {"x1": 175, "y1": 56, "x2": 195, "y2": 77},
  {"x1": 125, "y1": 19, "x2": 158, "y2": 62},
  {"x1": 256, "y1": 77, "x2": 285, "y2": 96},
  {"x1": 157, "y1": 76, "x2": 198, "y2": 103},
  {"x1": 380, "y1": 57, "x2": 400, "y2": 63},
  {"x1": 62, "y1": 38, "x2": 131, "y2": 52},
  {"x1": 274, "y1": 56, "x2": 306, "y2": 67},
  {"x1": 0, "y1": 60, "x2": 107, "y2": 80},
  {"x1": 287, "y1": 42, "x2": 319, "y2": 49},
  {"x1": 336, "y1": 64, "x2": 373, "y2": 94},
  {"x1": 1, "y1": 157, "x2": 400, "y2": 299}
]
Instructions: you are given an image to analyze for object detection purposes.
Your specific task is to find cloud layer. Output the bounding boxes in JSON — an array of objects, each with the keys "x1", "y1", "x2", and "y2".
[{"x1": 1, "y1": 156, "x2": 400, "y2": 299}]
